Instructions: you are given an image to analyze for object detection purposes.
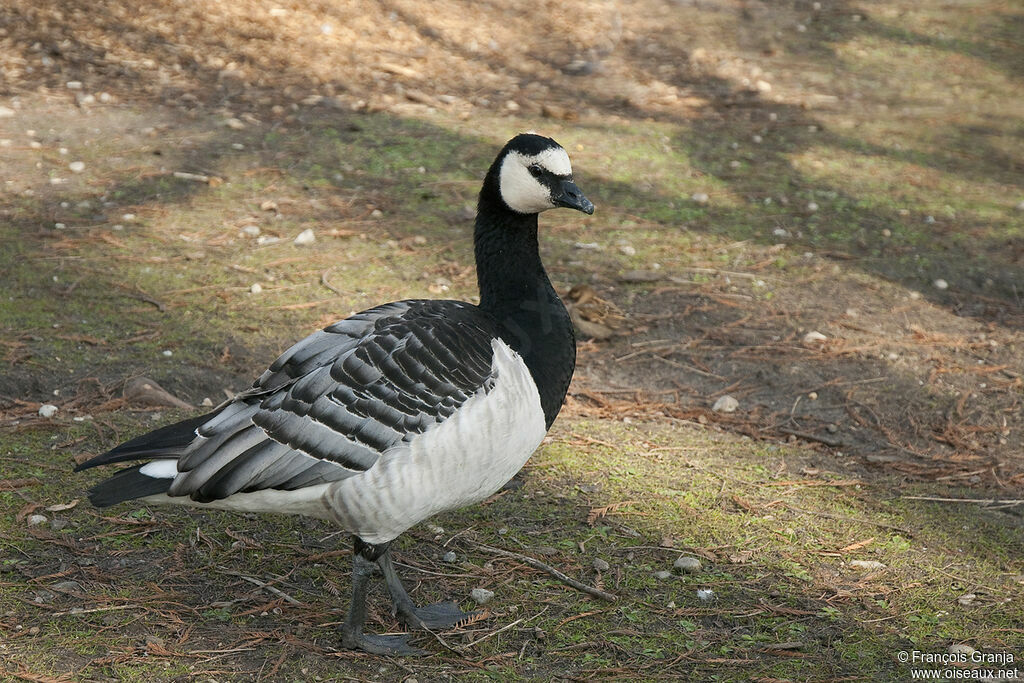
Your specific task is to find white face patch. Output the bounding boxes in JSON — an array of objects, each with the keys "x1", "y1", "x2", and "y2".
[{"x1": 498, "y1": 148, "x2": 573, "y2": 214}]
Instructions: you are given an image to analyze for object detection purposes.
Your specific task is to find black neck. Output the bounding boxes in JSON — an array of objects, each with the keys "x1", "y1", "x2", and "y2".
[{"x1": 474, "y1": 191, "x2": 575, "y2": 429}]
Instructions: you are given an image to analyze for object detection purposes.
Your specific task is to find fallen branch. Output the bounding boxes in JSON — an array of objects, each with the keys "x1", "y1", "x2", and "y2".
[
  {"x1": 902, "y1": 496, "x2": 1024, "y2": 509},
  {"x1": 471, "y1": 543, "x2": 617, "y2": 602}
]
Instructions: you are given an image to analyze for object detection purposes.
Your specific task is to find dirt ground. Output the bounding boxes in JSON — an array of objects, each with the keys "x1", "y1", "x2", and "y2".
[{"x1": 1, "y1": 0, "x2": 1022, "y2": 681}]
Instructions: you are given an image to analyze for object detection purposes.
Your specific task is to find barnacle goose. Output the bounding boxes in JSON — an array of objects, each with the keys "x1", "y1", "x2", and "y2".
[{"x1": 75, "y1": 133, "x2": 594, "y2": 656}]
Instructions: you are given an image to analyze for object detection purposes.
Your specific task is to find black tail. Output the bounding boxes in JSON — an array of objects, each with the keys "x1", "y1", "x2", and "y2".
[
  {"x1": 87, "y1": 465, "x2": 174, "y2": 507},
  {"x1": 74, "y1": 410, "x2": 219, "y2": 472},
  {"x1": 75, "y1": 408, "x2": 223, "y2": 507}
]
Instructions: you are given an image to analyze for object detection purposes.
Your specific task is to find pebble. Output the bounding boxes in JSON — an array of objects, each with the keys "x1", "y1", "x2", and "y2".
[
  {"x1": 293, "y1": 228, "x2": 316, "y2": 246},
  {"x1": 224, "y1": 117, "x2": 246, "y2": 130},
  {"x1": 712, "y1": 395, "x2": 739, "y2": 413},
  {"x1": 752, "y1": 134, "x2": 763, "y2": 144},
  {"x1": 1016, "y1": 200, "x2": 1024, "y2": 211},
  {"x1": 618, "y1": 245, "x2": 636, "y2": 256},
  {"x1": 673, "y1": 556, "x2": 702, "y2": 574},
  {"x1": 201, "y1": 398, "x2": 214, "y2": 407},
  {"x1": 957, "y1": 593, "x2": 976, "y2": 606},
  {"x1": 802, "y1": 330, "x2": 828, "y2": 344},
  {"x1": 240, "y1": 224, "x2": 261, "y2": 237},
  {"x1": 470, "y1": 588, "x2": 494, "y2": 605},
  {"x1": 806, "y1": 201, "x2": 819, "y2": 212},
  {"x1": 772, "y1": 228, "x2": 789, "y2": 238},
  {"x1": 593, "y1": 558, "x2": 610, "y2": 572},
  {"x1": 933, "y1": 278, "x2": 948, "y2": 290},
  {"x1": 691, "y1": 192, "x2": 709, "y2": 205},
  {"x1": 68, "y1": 161, "x2": 85, "y2": 173},
  {"x1": 849, "y1": 559, "x2": 886, "y2": 570},
  {"x1": 654, "y1": 570, "x2": 672, "y2": 580},
  {"x1": 66, "y1": 81, "x2": 83, "y2": 90},
  {"x1": 881, "y1": 228, "x2": 892, "y2": 238},
  {"x1": 696, "y1": 588, "x2": 715, "y2": 601},
  {"x1": 442, "y1": 550, "x2": 457, "y2": 563},
  {"x1": 98, "y1": 92, "x2": 112, "y2": 103},
  {"x1": 755, "y1": 80, "x2": 772, "y2": 93},
  {"x1": 162, "y1": 350, "x2": 173, "y2": 357},
  {"x1": 370, "y1": 209, "x2": 383, "y2": 218},
  {"x1": 949, "y1": 644, "x2": 976, "y2": 656},
  {"x1": 924, "y1": 215, "x2": 935, "y2": 224},
  {"x1": 426, "y1": 523, "x2": 444, "y2": 535},
  {"x1": 0, "y1": 106, "x2": 15, "y2": 118},
  {"x1": 249, "y1": 283, "x2": 263, "y2": 294},
  {"x1": 38, "y1": 404, "x2": 58, "y2": 418},
  {"x1": 27, "y1": 514, "x2": 49, "y2": 527}
]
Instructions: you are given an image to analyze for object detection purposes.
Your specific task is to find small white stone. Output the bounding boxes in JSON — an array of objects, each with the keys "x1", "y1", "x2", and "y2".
[
  {"x1": 696, "y1": 588, "x2": 715, "y2": 601},
  {"x1": 58, "y1": 147, "x2": 69, "y2": 155},
  {"x1": 729, "y1": 160, "x2": 741, "y2": 169},
  {"x1": 122, "y1": 213, "x2": 136, "y2": 221},
  {"x1": 249, "y1": 283, "x2": 263, "y2": 294},
  {"x1": 224, "y1": 117, "x2": 245, "y2": 130},
  {"x1": 66, "y1": 81, "x2": 83, "y2": 90},
  {"x1": 619, "y1": 245, "x2": 636, "y2": 256},
  {"x1": 803, "y1": 330, "x2": 828, "y2": 344},
  {"x1": 27, "y1": 514, "x2": 49, "y2": 527},
  {"x1": 68, "y1": 161, "x2": 85, "y2": 173},
  {"x1": 712, "y1": 395, "x2": 739, "y2": 413},
  {"x1": 442, "y1": 551, "x2": 457, "y2": 563},
  {"x1": 54, "y1": 222, "x2": 66, "y2": 229},
  {"x1": 807, "y1": 201, "x2": 819, "y2": 212},
  {"x1": 240, "y1": 224, "x2": 261, "y2": 237},
  {"x1": 691, "y1": 192, "x2": 709, "y2": 205},
  {"x1": 752, "y1": 134, "x2": 763, "y2": 143},
  {"x1": 0, "y1": 106, "x2": 15, "y2": 118},
  {"x1": 201, "y1": 397, "x2": 214, "y2": 407},
  {"x1": 849, "y1": 559, "x2": 886, "y2": 570},
  {"x1": 924, "y1": 215, "x2": 935, "y2": 224},
  {"x1": 673, "y1": 556, "x2": 702, "y2": 574},
  {"x1": 796, "y1": 23, "x2": 807, "y2": 32},
  {"x1": 881, "y1": 228, "x2": 892, "y2": 237},
  {"x1": 957, "y1": 593, "x2": 976, "y2": 606},
  {"x1": 293, "y1": 228, "x2": 316, "y2": 246},
  {"x1": 38, "y1": 404, "x2": 58, "y2": 418},
  {"x1": 370, "y1": 209, "x2": 384, "y2": 218},
  {"x1": 1015, "y1": 200, "x2": 1024, "y2": 211},
  {"x1": 933, "y1": 279, "x2": 948, "y2": 290},
  {"x1": 50, "y1": 178, "x2": 66, "y2": 186},
  {"x1": 949, "y1": 644, "x2": 976, "y2": 656},
  {"x1": 755, "y1": 80, "x2": 772, "y2": 93},
  {"x1": 162, "y1": 350, "x2": 173, "y2": 357},
  {"x1": 471, "y1": 588, "x2": 495, "y2": 605},
  {"x1": 231, "y1": 143, "x2": 245, "y2": 150},
  {"x1": 772, "y1": 228, "x2": 789, "y2": 238},
  {"x1": 98, "y1": 92, "x2": 112, "y2": 103},
  {"x1": 808, "y1": 391, "x2": 818, "y2": 400},
  {"x1": 909, "y1": 291, "x2": 921, "y2": 300}
]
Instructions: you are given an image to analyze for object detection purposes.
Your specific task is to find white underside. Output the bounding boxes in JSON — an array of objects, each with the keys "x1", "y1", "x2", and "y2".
[{"x1": 141, "y1": 339, "x2": 547, "y2": 543}]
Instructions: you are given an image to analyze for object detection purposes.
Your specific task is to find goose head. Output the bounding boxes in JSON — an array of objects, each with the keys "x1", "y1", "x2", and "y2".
[{"x1": 493, "y1": 134, "x2": 595, "y2": 216}]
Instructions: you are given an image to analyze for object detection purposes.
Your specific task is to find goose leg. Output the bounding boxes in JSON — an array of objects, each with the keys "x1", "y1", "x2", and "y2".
[
  {"x1": 340, "y1": 539, "x2": 426, "y2": 656},
  {"x1": 377, "y1": 548, "x2": 480, "y2": 630}
]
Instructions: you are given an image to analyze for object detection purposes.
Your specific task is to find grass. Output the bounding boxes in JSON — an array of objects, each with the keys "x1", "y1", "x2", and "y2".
[{"x1": 2, "y1": 0, "x2": 1023, "y2": 680}]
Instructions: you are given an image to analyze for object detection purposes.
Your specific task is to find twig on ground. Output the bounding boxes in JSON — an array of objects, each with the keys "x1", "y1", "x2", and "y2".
[
  {"x1": 470, "y1": 542, "x2": 617, "y2": 602},
  {"x1": 903, "y1": 496, "x2": 1024, "y2": 509},
  {"x1": 777, "y1": 427, "x2": 846, "y2": 448}
]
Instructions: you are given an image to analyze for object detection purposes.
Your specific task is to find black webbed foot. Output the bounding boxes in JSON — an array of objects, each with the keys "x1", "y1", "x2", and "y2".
[
  {"x1": 340, "y1": 627, "x2": 428, "y2": 656},
  {"x1": 400, "y1": 600, "x2": 479, "y2": 630}
]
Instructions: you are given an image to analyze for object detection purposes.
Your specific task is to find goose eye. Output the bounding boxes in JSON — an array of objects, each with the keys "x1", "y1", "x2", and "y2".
[{"x1": 528, "y1": 165, "x2": 543, "y2": 178}]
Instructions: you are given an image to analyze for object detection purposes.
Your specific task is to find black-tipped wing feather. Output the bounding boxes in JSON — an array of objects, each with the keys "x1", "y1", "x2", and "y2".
[{"x1": 78, "y1": 300, "x2": 502, "y2": 506}]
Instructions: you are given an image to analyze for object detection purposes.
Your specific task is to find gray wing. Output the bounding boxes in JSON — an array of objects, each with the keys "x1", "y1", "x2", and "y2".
[{"x1": 167, "y1": 300, "x2": 501, "y2": 503}]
